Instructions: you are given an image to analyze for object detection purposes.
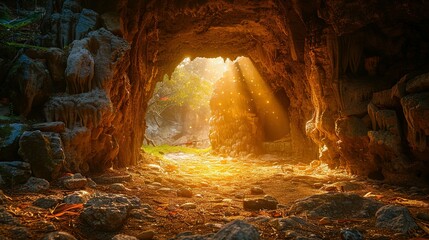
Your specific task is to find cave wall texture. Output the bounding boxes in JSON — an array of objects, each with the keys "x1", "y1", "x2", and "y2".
[{"x1": 1, "y1": 0, "x2": 429, "y2": 184}]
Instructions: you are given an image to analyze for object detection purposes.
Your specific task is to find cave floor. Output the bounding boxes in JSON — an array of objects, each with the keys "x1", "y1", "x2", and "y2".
[{"x1": 2, "y1": 151, "x2": 429, "y2": 239}]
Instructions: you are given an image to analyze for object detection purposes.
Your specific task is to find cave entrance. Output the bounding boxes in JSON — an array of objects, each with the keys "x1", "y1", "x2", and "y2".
[
  {"x1": 144, "y1": 56, "x2": 292, "y2": 158},
  {"x1": 144, "y1": 57, "x2": 228, "y2": 148}
]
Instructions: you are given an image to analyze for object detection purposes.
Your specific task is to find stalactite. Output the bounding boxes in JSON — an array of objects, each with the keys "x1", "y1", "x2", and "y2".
[{"x1": 368, "y1": 102, "x2": 378, "y2": 130}]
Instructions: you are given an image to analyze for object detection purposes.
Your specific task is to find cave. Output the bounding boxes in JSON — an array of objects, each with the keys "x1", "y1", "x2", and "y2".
[{"x1": 1, "y1": 0, "x2": 429, "y2": 239}]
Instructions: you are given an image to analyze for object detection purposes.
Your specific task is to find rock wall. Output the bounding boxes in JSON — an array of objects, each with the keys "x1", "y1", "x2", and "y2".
[{"x1": 0, "y1": 0, "x2": 428, "y2": 184}]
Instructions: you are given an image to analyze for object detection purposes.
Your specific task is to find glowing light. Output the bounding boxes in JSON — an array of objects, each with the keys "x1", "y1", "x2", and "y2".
[{"x1": 266, "y1": 100, "x2": 270, "y2": 104}]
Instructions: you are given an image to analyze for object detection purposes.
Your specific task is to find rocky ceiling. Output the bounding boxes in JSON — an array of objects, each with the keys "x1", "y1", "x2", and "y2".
[{"x1": 1, "y1": 0, "x2": 429, "y2": 184}]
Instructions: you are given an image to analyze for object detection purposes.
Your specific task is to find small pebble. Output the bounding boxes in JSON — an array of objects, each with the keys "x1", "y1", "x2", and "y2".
[
  {"x1": 180, "y1": 202, "x2": 197, "y2": 210},
  {"x1": 110, "y1": 183, "x2": 128, "y2": 191},
  {"x1": 137, "y1": 230, "x2": 155, "y2": 240},
  {"x1": 177, "y1": 188, "x2": 193, "y2": 198},
  {"x1": 250, "y1": 186, "x2": 264, "y2": 195}
]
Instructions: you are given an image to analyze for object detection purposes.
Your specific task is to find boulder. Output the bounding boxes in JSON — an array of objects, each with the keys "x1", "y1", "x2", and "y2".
[
  {"x1": 75, "y1": 9, "x2": 99, "y2": 40},
  {"x1": 0, "y1": 207, "x2": 19, "y2": 224},
  {"x1": 0, "y1": 161, "x2": 31, "y2": 186},
  {"x1": 65, "y1": 47, "x2": 94, "y2": 94},
  {"x1": 0, "y1": 123, "x2": 29, "y2": 161},
  {"x1": 63, "y1": 190, "x2": 91, "y2": 204},
  {"x1": 243, "y1": 196, "x2": 278, "y2": 211},
  {"x1": 21, "y1": 177, "x2": 50, "y2": 192},
  {"x1": 170, "y1": 220, "x2": 259, "y2": 240},
  {"x1": 5, "y1": 54, "x2": 51, "y2": 117},
  {"x1": 79, "y1": 194, "x2": 141, "y2": 231},
  {"x1": 18, "y1": 130, "x2": 65, "y2": 180},
  {"x1": 41, "y1": 231, "x2": 77, "y2": 240},
  {"x1": 375, "y1": 205, "x2": 418, "y2": 234},
  {"x1": 288, "y1": 193, "x2": 384, "y2": 218},
  {"x1": 33, "y1": 196, "x2": 61, "y2": 209},
  {"x1": 62, "y1": 173, "x2": 88, "y2": 190},
  {"x1": 111, "y1": 234, "x2": 138, "y2": 240},
  {"x1": 213, "y1": 220, "x2": 259, "y2": 240}
]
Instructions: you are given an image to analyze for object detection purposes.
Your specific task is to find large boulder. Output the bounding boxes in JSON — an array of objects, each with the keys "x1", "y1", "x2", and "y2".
[
  {"x1": 0, "y1": 161, "x2": 31, "y2": 186},
  {"x1": 0, "y1": 123, "x2": 28, "y2": 161},
  {"x1": 18, "y1": 130, "x2": 65, "y2": 180},
  {"x1": 376, "y1": 205, "x2": 418, "y2": 234},
  {"x1": 79, "y1": 194, "x2": 141, "y2": 231},
  {"x1": 213, "y1": 220, "x2": 259, "y2": 240},
  {"x1": 5, "y1": 54, "x2": 51, "y2": 117},
  {"x1": 289, "y1": 193, "x2": 384, "y2": 219}
]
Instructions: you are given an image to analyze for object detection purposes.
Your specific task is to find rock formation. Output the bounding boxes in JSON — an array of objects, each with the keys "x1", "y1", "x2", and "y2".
[{"x1": 0, "y1": 0, "x2": 428, "y2": 184}]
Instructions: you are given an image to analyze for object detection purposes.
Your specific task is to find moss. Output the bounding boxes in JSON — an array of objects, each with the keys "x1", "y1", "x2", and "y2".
[{"x1": 142, "y1": 144, "x2": 211, "y2": 160}]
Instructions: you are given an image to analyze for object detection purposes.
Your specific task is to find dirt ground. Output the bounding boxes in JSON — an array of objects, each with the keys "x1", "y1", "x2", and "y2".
[{"x1": 2, "y1": 151, "x2": 429, "y2": 239}]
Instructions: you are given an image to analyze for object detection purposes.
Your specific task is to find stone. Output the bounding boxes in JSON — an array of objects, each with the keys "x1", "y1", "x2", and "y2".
[
  {"x1": 79, "y1": 193, "x2": 141, "y2": 231},
  {"x1": 18, "y1": 130, "x2": 65, "y2": 181},
  {"x1": 137, "y1": 230, "x2": 155, "y2": 240},
  {"x1": 406, "y1": 72, "x2": 429, "y2": 93},
  {"x1": 213, "y1": 220, "x2": 259, "y2": 240},
  {"x1": 32, "y1": 122, "x2": 66, "y2": 133},
  {"x1": 41, "y1": 231, "x2": 77, "y2": 240},
  {"x1": 86, "y1": 178, "x2": 97, "y2": 188},
  {"x1": 243, "y1": 196, "x2": 278, "y2": 211},
  {"x1": 375, "y1": 205, "x2": 418, "y2": 234},
  {"x1": 158, "y1": 187, "x2": 173, "y2": 194},
  {"x1": 75, "y1": 9, "x2": 99, "y2": 40},
  {"x1": 5, "y1": 54, "x2": 51, "y2": 117},
  {"x1": 63, "y1": 177, "x2": 87, "y2": 190},
  {"x1": 0, "y1": 123, "x2": 28, "y2": 161},
  {"x1": 250, "y1": 186, "x2": 264, "y2": 195},
  {"x1": 65, "y1": 47, "x2": 94, "y2": 94},
  {"x1": 0, "y1": 207, "x2": 19, "y2": 224},
  {"x1": 129, "y1": 209, "x2": 155, "y2": 221},
  {"x1": 111, "y1": 234, "x2": 138, "y2": 240},
  {"x1": 180, "y1": 202, "x2": 197, "y2": 210},
  {"x1": 269, "y1": 216, "x2": 316, "y2": 231},
  {"x1": 21, "y1": 177, "x2": 50, "y2": 192},
  {"x1": 0, "y1": 161, "x2": 31, "y2": 186},
  {"x1": 33, "y1": 196, "x2": 61, "y2": 209},
  {"x1": 177, "y1": 188, "x2": 193, "y2": 198},
  {"x1": 63, "y1": 190, "x2": 91, "y2": 204},
  {"x1": 289, "y1": 193, "x2": 384, "y2": 218},
  {"x1": 110, "y1": 183, "x2": 129, "y2": 191},
  {"x1": 340, "y1": 228, "x2": 364, "y2": 240}
]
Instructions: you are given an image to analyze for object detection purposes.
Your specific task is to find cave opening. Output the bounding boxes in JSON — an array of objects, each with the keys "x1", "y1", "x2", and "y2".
[{"x1": 144, "y1": 56, "x2": 293, "y2": 159}]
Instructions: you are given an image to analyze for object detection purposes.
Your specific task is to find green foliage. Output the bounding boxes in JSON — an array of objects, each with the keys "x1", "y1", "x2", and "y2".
[
  {"x1": 148, "y1": 63, "x2": 214, "y2": 117},
  {"x1": 0, "y1": 11, "x2": 42, "y2": 30},
  {"x1": 142, "y1": 144, "x2": 211, "y2": 159},
  {"x1": 4, "y1": 42, "x2": 48, "y2": 50}
]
